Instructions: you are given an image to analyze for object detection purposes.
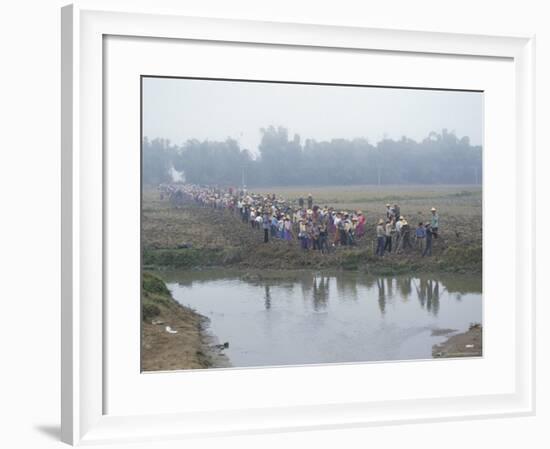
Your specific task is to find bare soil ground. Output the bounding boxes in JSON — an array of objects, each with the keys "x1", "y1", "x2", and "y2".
[
  {"x1": 141, "y1": 303, "x2": 211, "y2": 371},
  {"x1": 142, "y1": 185, "x2": 482, "y2": 274},
  {"x1": 432, "y1": 324, "x2": 483, "y2": 358},
  {"x1": 141, "y1": 273, "x2": 229, "y2": 371}
]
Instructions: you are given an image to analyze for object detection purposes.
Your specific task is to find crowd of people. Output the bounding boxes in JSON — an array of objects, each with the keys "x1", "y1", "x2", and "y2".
[{"x1": 159, "y1": 183, "x2": 440, "y2": 257}]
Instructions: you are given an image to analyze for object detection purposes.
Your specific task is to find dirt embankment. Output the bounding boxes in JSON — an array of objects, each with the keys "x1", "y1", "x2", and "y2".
[
  {"x1": 432, "y1": 324, "x2": 482, "y2": 358},
  {"x1": 141, "y1": 272, "x2": 228, "y2": 371},
  {"x1": 142, "y1": 192, "x2": 482, "y2": 274}
]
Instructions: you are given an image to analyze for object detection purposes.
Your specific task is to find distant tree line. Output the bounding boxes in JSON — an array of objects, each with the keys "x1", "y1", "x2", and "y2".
[{"x1": 142, "y1": 126, "x2": 482, "y2": 187}]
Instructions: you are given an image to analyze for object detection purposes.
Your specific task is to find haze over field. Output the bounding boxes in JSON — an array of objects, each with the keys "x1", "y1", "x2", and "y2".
[
  {"x1": 143, "y1": 77, "x2": 483, "y2": 152},
  {"x1": 142, "y1": 77, "x2": 483, "y2": 187}
]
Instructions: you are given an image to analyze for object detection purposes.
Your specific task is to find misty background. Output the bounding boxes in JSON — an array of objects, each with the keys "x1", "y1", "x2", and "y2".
[{"x1": 142, "y1": 77, "x2": 483, "y2": 187}]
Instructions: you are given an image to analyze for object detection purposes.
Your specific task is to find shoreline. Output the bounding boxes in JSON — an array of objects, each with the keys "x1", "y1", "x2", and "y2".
[
  {"x1": 432, "y1": 324, "x2": 482, "y2": 358},
  {"x1": 153, "y1": 266, "x2": 482, "y2": 294},
  {"x1": 143, "y1": 256, "x2": 481, "y2": 276},
  {"x1": 141, "y1": 272, "x2": 230, "y2": 371}
]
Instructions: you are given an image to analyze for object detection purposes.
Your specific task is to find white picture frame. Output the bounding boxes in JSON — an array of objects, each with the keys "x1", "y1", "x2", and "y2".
[{"x1": 61, "y1": 1, "x2": 535, "y2": 445}]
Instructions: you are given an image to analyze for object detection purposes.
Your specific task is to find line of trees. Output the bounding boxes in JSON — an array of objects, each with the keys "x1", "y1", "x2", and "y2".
[{"x1": 142, "y1": 126, "x2": 482, "y2": 187}]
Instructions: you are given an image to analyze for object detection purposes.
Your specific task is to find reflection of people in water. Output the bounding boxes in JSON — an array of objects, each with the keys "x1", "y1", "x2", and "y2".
[
  {"x1": 312, "y1": 276, "x2": 330, "y2": 311},
  {"x1": 386, "y1": 277, "x2": 393, "y2": 299},
  {"x1": 300, "y1": 274, "x2": 314, "y2": 297},
  {"x1": 413, "y1": 277, "x2": 441, "y2": 315},
  {"x1": 264, "y1": 284, "x2": 271, "y2": 310},
  {"x1": 335, "y1": 273, "x2": 358, "y2": 301},
  {"x1": 377, "y1": 278, "x2": 386, "y2": 315},
  {"x1": 397, "y1": 277, "x2": 412, "y2": 301},
  {"x1": 425, "y1": 279, "x2": 440, "y2": 316},
  {"x1": 416, "y1": 278, "x2": 428, "y2": 308}
]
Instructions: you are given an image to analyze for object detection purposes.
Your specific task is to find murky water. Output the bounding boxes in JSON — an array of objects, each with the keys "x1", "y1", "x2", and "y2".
[{"x1": 161, "y1": 270, "x2": 482, "y2": 368}]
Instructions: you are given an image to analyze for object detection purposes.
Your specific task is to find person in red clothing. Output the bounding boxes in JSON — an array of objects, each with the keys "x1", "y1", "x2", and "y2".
[{"x1": 355, "y1": 211, "x2": 366, "y2": 238}]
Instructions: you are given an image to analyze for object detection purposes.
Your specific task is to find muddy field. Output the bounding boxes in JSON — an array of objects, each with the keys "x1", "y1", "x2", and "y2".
[{"x1": 142, "y1": 185, "x2": 482, "y2": 274}]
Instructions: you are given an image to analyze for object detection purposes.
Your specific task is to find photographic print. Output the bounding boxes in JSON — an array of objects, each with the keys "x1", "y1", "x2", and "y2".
[{"x1": 140, "y1": 77, "x2": 483, "y2": 371}]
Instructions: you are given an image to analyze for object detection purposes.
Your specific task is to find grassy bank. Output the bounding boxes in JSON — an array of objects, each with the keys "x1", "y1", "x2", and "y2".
[
  {"x1": 142, "y1": 186, "x2": 482, "y2": 275},
  {"x1": 143, "y1": 244, "x2": 481, "y2": 274},
  {"x1": 141, "y1": 272, "x2": 227, "y2": 371}
]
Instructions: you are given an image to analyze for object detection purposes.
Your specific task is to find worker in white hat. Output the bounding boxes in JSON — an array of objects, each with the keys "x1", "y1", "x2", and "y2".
[
  {"x1": 394, "y1": 215, "x2": 403, "y2": 250},
  {"x1": 385, "y1": 203, "x2": 393, "y2": 221},
  {"x1": 430, "y1": 207, "x2": 439, "y2": 238},
  {"x1": 401, "y1": 217, "x2": 412, "y2": 252}
]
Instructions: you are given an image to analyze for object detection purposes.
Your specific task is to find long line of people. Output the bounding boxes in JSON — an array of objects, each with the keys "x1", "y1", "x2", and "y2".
[{"x1": 159, "y1": 183, "x2": 439, "y2": 257}]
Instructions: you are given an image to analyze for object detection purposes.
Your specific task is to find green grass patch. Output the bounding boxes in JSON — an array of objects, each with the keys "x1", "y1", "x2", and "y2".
[
  {"x1": 142, "y1": 272, "x2": 171, "y2": 296},
  {"x1": 141, "y1": 272, "x2": 175, "y2": 321},
  {"x1": 143, "y1": 248, "x2": 231, "y2": 268},
  {"x1": 341, "y1": 250, "x2": 372, "y2": 270},
  {"x1": 440, "y1": 245, "x2": 482, "y2": 272}
]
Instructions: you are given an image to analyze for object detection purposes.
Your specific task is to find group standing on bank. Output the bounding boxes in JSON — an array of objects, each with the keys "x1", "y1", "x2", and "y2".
[
  {"x1": 159, "y1": 183, "x2": 440, "y2": 257},
  {"x1": 375, "y1": 206, "x2": 438, "y2": 258}
]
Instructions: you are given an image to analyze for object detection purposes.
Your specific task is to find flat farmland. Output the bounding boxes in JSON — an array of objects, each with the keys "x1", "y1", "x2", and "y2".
[{"x1": 254, "y1": 184, "x2": 482, "y2": 218}]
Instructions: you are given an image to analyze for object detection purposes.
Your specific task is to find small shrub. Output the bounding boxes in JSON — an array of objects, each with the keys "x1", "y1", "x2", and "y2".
[
  {"x1": 142, "y1": 302, "x2": 161, "y2": 321},
  {"x1": 142, "y1": 272, "x2": 170, "y2": 295}
]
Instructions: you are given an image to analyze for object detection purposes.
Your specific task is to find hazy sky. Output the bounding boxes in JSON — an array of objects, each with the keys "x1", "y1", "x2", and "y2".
[{"x1": 143, "y1": 77, "x2": 483, "y2": 153}]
